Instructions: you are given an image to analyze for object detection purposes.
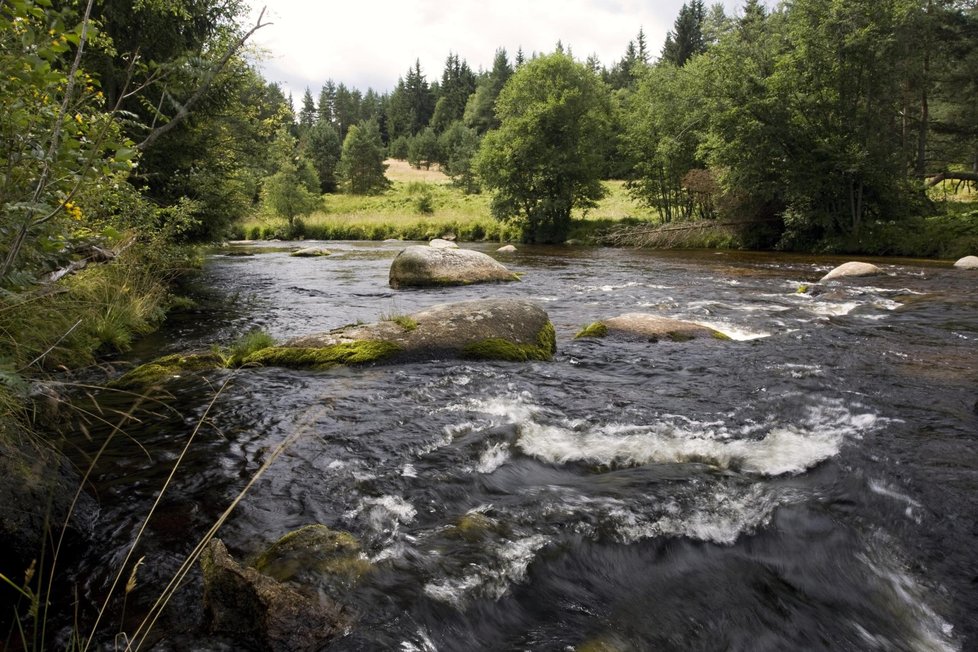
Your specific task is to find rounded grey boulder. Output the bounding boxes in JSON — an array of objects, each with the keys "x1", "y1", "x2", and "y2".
[
  {"x1": 953, "y1": 255, "x2": 978, "y2": 269},
  {"x1": 246, "y1": 298, "x2": 556, "y2": 366},
  {"x1": 389, "y1": 245, "x2": 519, "y2": 288},
  {"x1": 577, "y1": 313, "x2": 729, "y2": 342},
  {"x1": 820, "y1": 261, "x2": 881, "y2": 282},
  {"x1": 290, "y1": 247, "x2": 331, "y2": 257},
  {"x1": 497, "y1": 244, "x2": 518, "y2": 253}
]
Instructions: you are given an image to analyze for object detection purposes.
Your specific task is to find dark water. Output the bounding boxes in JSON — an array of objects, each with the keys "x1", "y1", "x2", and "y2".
[{"x1": 66, "y1": 242, "x2": 977, "y2": 651}]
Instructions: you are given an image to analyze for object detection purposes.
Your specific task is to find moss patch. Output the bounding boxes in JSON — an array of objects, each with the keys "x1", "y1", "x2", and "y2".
[
  {"x1": 111, "y1": 351, "x2": 225, "y2": 388},
  {"x1": 253, "y1": 524, "x2": 370, "y2": 586},
  {"x1": 711, "y1": 330, "x2": 732, "y2": 341},
  {"x1": 243, "y1": 340, "x2": 402, "y2": 370},
  {"x1": 462, "y1": 321, "x2": 556, "y2": 362},
  {"x1": 575, "y1": 322, "x2": 608, "y2": 339},
  {"x1": 666, "y1": 331, "x2": 696, "y2": 342}
]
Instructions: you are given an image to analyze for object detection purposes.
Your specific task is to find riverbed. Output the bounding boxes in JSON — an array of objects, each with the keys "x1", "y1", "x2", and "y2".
[{"x1": 68, "y1": 242, "x2": 977, "y2": 650}]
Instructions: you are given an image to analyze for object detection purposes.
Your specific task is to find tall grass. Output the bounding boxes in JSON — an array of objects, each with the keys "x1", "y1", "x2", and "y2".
[{"x1": 234, "y1": 179, "x2": 657, "y2": 243}]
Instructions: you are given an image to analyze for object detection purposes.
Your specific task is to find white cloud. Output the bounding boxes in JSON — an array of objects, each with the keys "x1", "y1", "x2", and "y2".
[{"x1": 245, "y1": 0, "x2": 752, "y2": 98}]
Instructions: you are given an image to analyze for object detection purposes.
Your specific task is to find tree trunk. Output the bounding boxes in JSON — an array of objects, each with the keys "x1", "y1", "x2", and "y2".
[{"x1": 924, "y1": 171, "x2": 978, "y2": 187}]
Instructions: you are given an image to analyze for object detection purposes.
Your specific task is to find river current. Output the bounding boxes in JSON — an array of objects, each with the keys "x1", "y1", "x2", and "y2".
[{"x1": 67, "y1": 242, "x2": 977, "y2": 651}]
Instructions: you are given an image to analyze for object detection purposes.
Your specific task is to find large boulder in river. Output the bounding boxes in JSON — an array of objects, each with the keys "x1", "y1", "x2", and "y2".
[
  {"x1": 819, "y1": 261, "x2": 881, "y2": 282},
  {"x1": 200, "y1": 538, "x2": 348, "y2": 651},
  {"x1": 576, "y1": 313, "x2": 729, "y2": 342},
  {"x1": 953, "y1": 255, "x2": 978, "y2": 269},
  {"x1": 389, "y1": 246, "x2": 518, "y2": 288},
  {"x1": 245, "y1": 298, "x2": 556, "y2": 367}
]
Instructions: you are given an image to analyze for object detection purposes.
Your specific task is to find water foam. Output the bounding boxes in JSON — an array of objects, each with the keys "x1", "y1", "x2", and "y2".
[
  {"x1": 611, "y1": 484, "x2": 787, "y2": 545},
  {"x1": 475, "y1": 442, "x2": 511, "y2": 474},
  {"x1": 422, "y1": 534, "x2": 550, "y2": 607},
  {"x1": 457, "y1": 395, "x2": 875, "y2": 477}
]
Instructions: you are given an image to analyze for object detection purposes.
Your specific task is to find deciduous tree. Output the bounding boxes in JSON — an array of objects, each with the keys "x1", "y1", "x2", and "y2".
[{"x1": 476, "y1": 53, "x2": 611, "y2": 243}]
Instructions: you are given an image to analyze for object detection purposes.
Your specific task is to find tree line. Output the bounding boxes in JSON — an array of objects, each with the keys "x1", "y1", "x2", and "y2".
[
  {"x1": 290, "y1": 0, "x2": 978, "y2": 246},
  {"x1": 3, "y1": 0, "x2": 977, "y2": 284}
]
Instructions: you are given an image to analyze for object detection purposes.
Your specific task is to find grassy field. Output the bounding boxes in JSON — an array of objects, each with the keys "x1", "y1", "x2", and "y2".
[{"x1": 234, "y1": 160, "x2": 658, "y2": 243}]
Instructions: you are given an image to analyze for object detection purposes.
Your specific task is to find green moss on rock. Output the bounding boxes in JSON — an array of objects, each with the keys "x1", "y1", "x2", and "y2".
[
  {"x1": 711, "y1": 330, "x2": 732, "y2": 341},
  {"x1": 112, "y1": 351, "x2": 224, "y2": 387},
  {"x1": 253, "y1": 524, "x2": 370, "y2": 586},
  {"x1": 243, "y1": 340, "x2": 401, "y2": 369},
  {"x1": 462, "y1": 321, "x2": 556, "y2": 362},
  {"x1": 575, "y1": 322, "x2": 608, "y2": 339}
]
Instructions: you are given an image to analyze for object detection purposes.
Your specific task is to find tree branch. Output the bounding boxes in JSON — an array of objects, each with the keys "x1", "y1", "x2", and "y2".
[{"x1": 135, "y1": 7, "x2": 271, "y2": 151}]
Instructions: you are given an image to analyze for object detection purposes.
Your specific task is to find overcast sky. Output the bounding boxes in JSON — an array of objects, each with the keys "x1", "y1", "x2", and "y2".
[{"x1": 245, "y1": 1, "x2": 759, "y2": 99}]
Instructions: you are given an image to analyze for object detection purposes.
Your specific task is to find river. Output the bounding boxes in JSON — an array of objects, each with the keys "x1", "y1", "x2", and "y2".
[{"x1": 65, "y1": 242, "x2": 977, "y2": 651}]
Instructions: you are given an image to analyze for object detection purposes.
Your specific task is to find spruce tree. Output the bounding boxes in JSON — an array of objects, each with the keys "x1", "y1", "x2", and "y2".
[
  {"x1": 661, "y1": 1, "x2": 707, "y2": 66},
  {"x1": 338, "y1": 120, "x2": 391, "y2": 195}
]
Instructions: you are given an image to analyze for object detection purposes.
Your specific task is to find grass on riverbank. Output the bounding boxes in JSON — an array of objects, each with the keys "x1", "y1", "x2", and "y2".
[{"x1": 234, "y1": 161, "x2": 658, "y2": 243}]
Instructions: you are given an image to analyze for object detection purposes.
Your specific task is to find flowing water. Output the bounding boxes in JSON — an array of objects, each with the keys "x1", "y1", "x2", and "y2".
[{"x1": 66, "y1": 242, "x2": 977, "y2": 651}]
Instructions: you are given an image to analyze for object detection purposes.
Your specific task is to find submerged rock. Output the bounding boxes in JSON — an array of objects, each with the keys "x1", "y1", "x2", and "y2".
[
  {"x1": 389, "y1": 245, "x2": 518, "y2": 288},
  {"x1": 290, "y1": 247, "x2": 331, "y2": 257},
  {"x1": 576, "y1": 313, "x2": 728, "y2": 342},
  {"x1": 246, "y1": 298, "x2": 556, "y2": 367},
  {"x1": 953, "y1": 255, "x2": 978, "y2": 269},
  {"x1": 428, "y1": 238, "x2": 459, "y2": 249},
  {"x1": 200, "y1": 538, "x2": 348, "y2": 652},
  {"x1": 820, "y1": 261, "x2": 881, "y2": 282},
  {"x1": 253, "y1": 524, "x2": 371, "y2": 589}
]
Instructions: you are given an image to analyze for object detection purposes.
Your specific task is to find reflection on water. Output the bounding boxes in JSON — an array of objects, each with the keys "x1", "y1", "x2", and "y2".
[{"x1": 69, "y1": 242, "x2": 976, "y2": 650}]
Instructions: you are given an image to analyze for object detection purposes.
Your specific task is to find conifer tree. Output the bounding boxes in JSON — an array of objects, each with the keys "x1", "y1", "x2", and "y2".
[{"x1": 338, "y1": 120, "x2": 391, "y2": 195}]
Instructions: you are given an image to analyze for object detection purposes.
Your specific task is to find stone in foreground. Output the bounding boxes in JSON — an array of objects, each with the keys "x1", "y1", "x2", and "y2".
[
  {"x1": 246, "y1": 298, "x2": 555, "y2": 368},
  {"x1": 576, "y1": 313, "x2": 729, "y2": 342},
  {"x1": 200, "y1": 538, "x2": 347, "y2": 652},
  {"x1": 953, "y1": 255, "x2": 978, "y2": 269},
  {"x1": 389, "y1": 245, "x2": 518, "y2": 288},
  {"x1": 820, "y1": 261, "x2": 881, "y2": 282}
]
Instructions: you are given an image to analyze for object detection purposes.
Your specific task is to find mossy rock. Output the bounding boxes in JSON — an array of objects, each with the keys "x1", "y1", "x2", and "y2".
[
  {"x1": 268, "y1": 299, "x2": 556, "y2": 366},
  {"x1": 253, "y1": 524, "x2": 372, "y2": 589},
  {"x1": 200, "y1": 538, "x2": 347, "y2": 651},
  {"x1": 575, "y1": 322, "x2": 609, "y2": 339},
  {"x1": 243, "y1": 341, "x2": 402, "y2": 370},
  {"x1": 463, "y1": 322, "x2": 555, "y2": 362},
  {"x1": 449, "y1": 512, "x2": 511, "y2": 543},
  {"x1": 111, "y1": 351, "x2": 225, "y2": 388}
]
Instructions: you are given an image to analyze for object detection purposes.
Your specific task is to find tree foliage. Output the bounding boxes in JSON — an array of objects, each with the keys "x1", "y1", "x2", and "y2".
[
  {"x1": 476, "y1": 53, "x2": 611, "y2": 243},
  {"x1": 262, "y1": 130, "x2": 321, "y2": 230},
  {"x1": 338, "y1": 120, "x2": 391, "y2": 195}
]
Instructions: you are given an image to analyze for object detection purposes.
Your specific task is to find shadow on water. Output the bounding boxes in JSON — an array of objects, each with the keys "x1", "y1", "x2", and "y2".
[{"x1": 63, "y1": 242, "x2": 977, "y2": 650}]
